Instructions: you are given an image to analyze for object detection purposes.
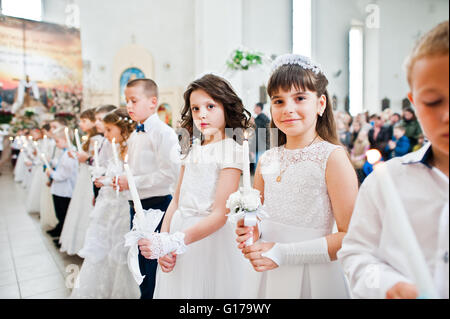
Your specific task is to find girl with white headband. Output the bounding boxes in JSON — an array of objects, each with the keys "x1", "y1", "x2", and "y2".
[{"x1": 235, "y1": 54, "x2": 358, "y2": 298}]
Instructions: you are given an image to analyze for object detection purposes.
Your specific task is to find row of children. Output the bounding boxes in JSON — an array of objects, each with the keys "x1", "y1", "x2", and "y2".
[{"x1": 11, "y1": 20, "x2": 448, "y2": 299}]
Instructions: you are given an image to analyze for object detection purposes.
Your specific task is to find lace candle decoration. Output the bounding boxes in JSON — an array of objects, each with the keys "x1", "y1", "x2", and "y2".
[
  {"x1": 367, "y1": 149, "x2": 439, "y2": 298},
  {"x1": 112, "y1": 138, "x2": 119, "y2": 166},
  {"x1": 124, "y1": 154, "x2": 144, "y2": 218},
  {"x1": 74, "y1": 129, "x2": 82, "y2": 152}
]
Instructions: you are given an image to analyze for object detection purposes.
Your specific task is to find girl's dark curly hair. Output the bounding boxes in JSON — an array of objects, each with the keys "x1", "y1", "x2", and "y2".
[
  {"x1": 179, "y1": 74, "x2": 251, "y2": 155},
  {"x1": 102, "y1": 108, "x2": 137, "y2": 159}
]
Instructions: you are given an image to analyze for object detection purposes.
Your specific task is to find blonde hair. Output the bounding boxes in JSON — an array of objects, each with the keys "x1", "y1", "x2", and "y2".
[
  {"x1": 405, "y1": 21, "x2": 449, "y2": 86},
  {"x1": 53, "y1": 126, "x2": 72, "y2": 142}
]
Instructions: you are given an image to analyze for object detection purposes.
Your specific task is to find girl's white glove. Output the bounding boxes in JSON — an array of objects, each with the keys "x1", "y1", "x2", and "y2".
[
  {"x1": 145, "y1": 231, "x2": 187, "y2": 259},
  {"x1": 261, "y1": 237, "x2": 330, "y2": 266}
]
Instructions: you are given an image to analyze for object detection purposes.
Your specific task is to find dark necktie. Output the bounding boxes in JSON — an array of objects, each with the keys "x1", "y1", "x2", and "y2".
[{"x1": 136, "y1": 124, "x2": 145, "y2": 133}]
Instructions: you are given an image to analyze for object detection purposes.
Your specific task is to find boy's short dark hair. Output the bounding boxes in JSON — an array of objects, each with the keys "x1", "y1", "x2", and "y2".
[
  {"x1": 255, "y1": 102, "x2": 264, "y2": 110},
  {"x1": 51, "y1": 117, "x2": 67, "y2": 126},
  {"x1": 126, "y1": 78, "x2": 158, "y2": 99},
  {"x1": 42, "y1": 123, "x2": 51, "y2": 131},
  {"x1": 95, "y1": 104, "x2": 117, "y2": 115}
]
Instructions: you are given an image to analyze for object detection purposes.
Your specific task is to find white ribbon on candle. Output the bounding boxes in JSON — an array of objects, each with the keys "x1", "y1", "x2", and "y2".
[{"x1": 124, "y1": 209, "x2": 165, "y2": 285}]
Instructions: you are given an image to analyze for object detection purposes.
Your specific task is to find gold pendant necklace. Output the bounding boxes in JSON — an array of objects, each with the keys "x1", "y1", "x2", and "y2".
[{"x1": 276, "y1": 134, "x2": 319, "y2": 183}]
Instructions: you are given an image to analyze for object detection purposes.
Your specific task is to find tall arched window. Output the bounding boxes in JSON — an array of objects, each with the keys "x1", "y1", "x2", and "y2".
[
  {"x1": 1, "y1": 0, "x2": 42, "y2": 21},
  {"x1": 292, "y1": 0, "x2": 312, "y2": 58}
]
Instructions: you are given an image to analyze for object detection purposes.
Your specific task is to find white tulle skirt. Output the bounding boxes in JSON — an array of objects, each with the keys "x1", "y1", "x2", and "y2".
[
  {"x1": 13, "y1": 151, "x2": 26, "y2": 183},
  {"x1": 39, "y1": 177, "x2": 58, "y2": 230},
  {"x1": 154, "y1": 211, "x2": 246, "y2": 299},
  {"x1": 59, "y1": 164, "x2": 94, "y2": 256},
  {"x1": 26, "y1": 166, "x2": 44, "y2": 213},
  {"x1": 71, "y1": 186, "x2": 140, "y2": 299},
  {"x1": 239, "y1": 220, "x2": 350, "y2": 299}
]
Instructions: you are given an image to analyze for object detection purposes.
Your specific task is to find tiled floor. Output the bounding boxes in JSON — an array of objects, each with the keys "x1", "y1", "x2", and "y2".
[{"x1": 0, "y1": 168, "x2": 83, "y2": 299}]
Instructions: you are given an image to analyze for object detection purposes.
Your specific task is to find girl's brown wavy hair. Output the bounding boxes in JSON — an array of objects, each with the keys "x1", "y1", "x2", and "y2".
[
  {"x1": 79, "y1": 108, "x2": 99, "y2": 153},
  {"x1": 179, "y1": 74, "x2": 251, "y2": 155},
  {"x1": 267, "y1": 64, "x2": 339, "y2": 147},
  {"x1": 102, "y1": 108, "x2": 137, "y2": 159}
]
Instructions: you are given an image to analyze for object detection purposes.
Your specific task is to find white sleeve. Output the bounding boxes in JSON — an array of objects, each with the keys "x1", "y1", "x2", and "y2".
[
  {"x1": 51, "y1": 153, "x2": 78, "y2": 182},
  {"x1": 337, "y1": 175, "x2": 413, "y2": 299},
  {"x1": 134, "y1": 129, "x2": 181, "y2": 190}
]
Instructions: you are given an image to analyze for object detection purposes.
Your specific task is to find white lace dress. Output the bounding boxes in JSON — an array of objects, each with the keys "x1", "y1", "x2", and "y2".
[
  {"x1": 241, "y1": 141, "x2": 350, "y2": 299},
  {"x1": 26, "y1": 165, "x2": 44, "y2": 213},
  {"x1": 70, "y1": 159, "x2": 140, "y2": 299},
  {"x1": 26, "y1": 140, "x2": 45, "y2": 213},
  {"x1": 154, "y1": 138, "x2": 246, "y2": 299},
  {"x1": 59, "y1": 162, "x2": 94, "y2": 255}
]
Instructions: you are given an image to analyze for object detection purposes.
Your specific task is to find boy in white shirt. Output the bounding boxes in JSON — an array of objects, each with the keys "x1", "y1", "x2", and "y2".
[
  {"x1": 45, "y1": 127, "x2": 78, "y2": 247},
  {"x1": 114, "y1": 78, "x2": 180, "y2": 299},
  {"x1": 338, "y1": 21, "x2": 449, "y2": 299}
]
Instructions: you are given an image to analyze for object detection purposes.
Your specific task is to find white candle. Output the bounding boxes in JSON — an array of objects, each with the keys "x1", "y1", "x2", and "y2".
[
  {"x1": 112, "y1": 137, "x2": 119, "y2": 166},
  {"x1": 242, "y1": 132, "x2": 251, "y2": 189},
  {"x1": 64, "y1": 127, "x2": 71, "y2": 149},
  {"x1": 94, "y1": 140, "x2": 99, "y2": 169},
  {"x1": 368, "y1": 150, "x2": 439, "y2": 298},
  {"x1": 115, "y1": 175, "x2": 119, "y2": 198},
  {"x1": 75, "y1": 129, "x2": 82, "y2": 152},
  {"x1": 124, "y1": 154, "x2": 144, "y2": 218},
  {"x1": 43, "y1": 135, "x2": 48, "y2": 154},
  {"x1": 41, "y1": 153, "x2": 50, "y2": 168}
]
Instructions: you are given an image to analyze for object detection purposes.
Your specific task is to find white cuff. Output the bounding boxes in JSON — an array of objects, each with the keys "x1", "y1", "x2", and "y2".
[
  {"x1": 261, "y1": 237, "x2": 331, "y2": 266},
  {"x1": 146, "y1": 231, "x2": 188, "y2": 259}
]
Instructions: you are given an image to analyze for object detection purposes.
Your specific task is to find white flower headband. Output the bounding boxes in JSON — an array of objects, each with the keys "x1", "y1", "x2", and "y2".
[
  {"x1": 118, "y1": 116, "x2": 134, "y2": 124},
  {"x1": 270, "y1": 54, "x2": 323, "y2": 76}
]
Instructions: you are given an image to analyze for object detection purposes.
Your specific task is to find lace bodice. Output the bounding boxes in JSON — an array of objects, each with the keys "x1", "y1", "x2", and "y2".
[{"x1": 259, "y1": 141, "x2": 341, "y2": 231}]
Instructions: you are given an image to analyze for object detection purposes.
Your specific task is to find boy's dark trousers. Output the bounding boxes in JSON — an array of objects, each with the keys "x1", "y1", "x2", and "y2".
[
  {"x1": 52, "y1": 195, "x2": 71, "y2": 236},
  {"x1": 129, "y1": 194, "x2": 172, "y2": 299}
]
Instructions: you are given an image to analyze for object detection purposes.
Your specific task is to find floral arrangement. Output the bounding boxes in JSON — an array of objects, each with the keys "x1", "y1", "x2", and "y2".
[
  {"x1": 0, "y1": 109, "x2": 13, "y2": 124},
  {"x1": 226, "y1": 187, "x2": 267, "y2": 245},
  {"x1": 226, "y1": 187, "x2": 262, "y2": 214},
  {"x1": 226, "y1": 49, "x2": 264, "y2": 71}
]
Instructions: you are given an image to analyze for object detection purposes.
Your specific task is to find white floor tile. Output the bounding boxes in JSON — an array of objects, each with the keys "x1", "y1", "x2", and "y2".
[
  {"x1": 19, "y1": 273, "x2": 67, "y2": 298},
  {"x1": 0, "y1": 269, "x2": 17, "y2": 287},
  {"x1": 0, "y1": 283, "x2": 20, "y2": 298}
]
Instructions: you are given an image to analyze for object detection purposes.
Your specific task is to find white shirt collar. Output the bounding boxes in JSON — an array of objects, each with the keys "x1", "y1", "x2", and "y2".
[
  {"x1": 400, "y1": 142, "x2": 433, "y2": 168},
  {"x1": 141, "y1": 112, "x2": 159, "y2": 131}
]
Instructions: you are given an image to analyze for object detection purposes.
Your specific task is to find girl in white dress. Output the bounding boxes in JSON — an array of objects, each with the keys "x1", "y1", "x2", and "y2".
[
  {"x1": 59, "y1": 109, "x2": 100, "y2": 255},
  {"x1": 71, "y1": 108, "x2": 139, "y2": 299},
  {"x1": 235, "y1": 54, "x2": 359, "y2": 298},
  {"x1": 138, "y1": 74, "x2": 251, "y2": 298},
  {"x1": 26, "y1": 128, "x2": 45, "y2": 213}
]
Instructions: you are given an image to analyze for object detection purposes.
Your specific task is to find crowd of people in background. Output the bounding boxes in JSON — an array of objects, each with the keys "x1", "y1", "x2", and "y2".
[{"x1": 246, "y1": 103, "x2": 424, "y2": 185}]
